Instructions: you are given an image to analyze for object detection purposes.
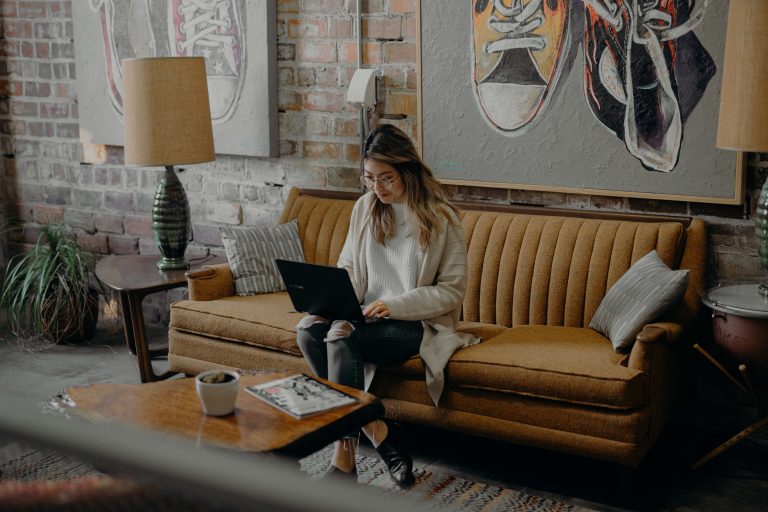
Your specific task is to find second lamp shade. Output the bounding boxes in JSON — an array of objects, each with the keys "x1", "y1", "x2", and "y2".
[
  {"x1": 716, "y1": 0, "x2": 768, "y2": 152},
  {"x1": 123, "y1": 57, "x2": 215, "y2": 166}
]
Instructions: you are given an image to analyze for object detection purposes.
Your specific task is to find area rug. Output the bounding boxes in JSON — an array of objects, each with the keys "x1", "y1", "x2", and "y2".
[
  {"x1": 300, "y1": 446, "x2": 594, "y2": 511},
  {"x1": 0, "y1": 442, "x2": 230, "y2": 512},
  {"x1": 0, "y1": 442, "x2": 594, "y2": 511}
]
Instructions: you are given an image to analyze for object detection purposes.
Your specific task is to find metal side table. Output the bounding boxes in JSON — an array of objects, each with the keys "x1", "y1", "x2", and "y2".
[
  {"x1": 692, "y1": 283, "x2": 768, "y2": 469},
  {"x1": 95, "y1": 254, "x2": 223, "y2": 383}
]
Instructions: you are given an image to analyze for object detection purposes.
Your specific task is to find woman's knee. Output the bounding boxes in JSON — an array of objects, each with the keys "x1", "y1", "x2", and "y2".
[
  {"x1": 326, "y1": 330, "x2": 360, "y2": 360},
  {"x1": 296, "y1": 326, "x2": 324, "y2": 354},
  {"x1": 324, "y1": 320, "x2": 355, "y2": 342}
]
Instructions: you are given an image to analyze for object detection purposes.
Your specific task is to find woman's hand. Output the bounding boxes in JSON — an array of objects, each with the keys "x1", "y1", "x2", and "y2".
[{"x1": 363, "y1": 300, "x2": 391, "y2": 319}]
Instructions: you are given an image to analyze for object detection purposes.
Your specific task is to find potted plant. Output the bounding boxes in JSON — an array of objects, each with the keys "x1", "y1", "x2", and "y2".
[{"x1": 0, "y1": 222, "x2": 99, "y2": 343}]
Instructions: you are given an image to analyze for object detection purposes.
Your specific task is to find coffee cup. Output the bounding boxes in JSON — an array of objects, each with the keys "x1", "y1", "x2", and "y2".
[{"x1": 195, "y1": 370, "x2": 240, "y2": 416}]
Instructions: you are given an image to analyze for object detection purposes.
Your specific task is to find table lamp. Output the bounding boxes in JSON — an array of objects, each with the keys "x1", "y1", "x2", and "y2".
[
  {"x1": 716, "y1": 0, "x2": 768, "y2": 295},
  {"x1": 122, "y1": 57, "x2": 215, "y2": 271}
]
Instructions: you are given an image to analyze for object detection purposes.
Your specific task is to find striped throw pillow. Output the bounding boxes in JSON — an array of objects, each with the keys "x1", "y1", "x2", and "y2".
[
  {"x1": 590, "y1": 250, "x2": 688, "y2": 353},
  {"x1": 220, "y1": 220, "x2": 305, "y2": 296}
]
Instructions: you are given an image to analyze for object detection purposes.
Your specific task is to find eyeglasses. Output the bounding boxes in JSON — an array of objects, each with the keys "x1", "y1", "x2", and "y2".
[{"x1": 361, "y1": 175, "x2": 399, "y2": 190}]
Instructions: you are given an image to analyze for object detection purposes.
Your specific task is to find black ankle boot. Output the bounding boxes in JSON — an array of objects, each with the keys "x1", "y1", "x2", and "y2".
[{"x1": 375, "y1": 434, "x2": 414, "y2": 487}]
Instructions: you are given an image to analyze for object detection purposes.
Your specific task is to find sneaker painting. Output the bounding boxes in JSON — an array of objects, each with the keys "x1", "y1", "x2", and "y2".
[
  {"x1": 168, "y1": 0, "x2": 246, "y2": 123},
  {"x1": 583, "y1": 0, "x2": 713, "y2": 172},
  {"x1": 471, "y1": 0, "x2": 571, "y2": 136},
  {"x1": 89, "y1": 0, "x2": 159, "y2": 117}
]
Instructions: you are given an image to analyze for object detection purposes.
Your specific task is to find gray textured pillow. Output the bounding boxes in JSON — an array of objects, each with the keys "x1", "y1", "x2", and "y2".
[
  {"x1": 219, "y1": 220, "x2": 305, "y2": 296},
  {"x1": 590, "y1": 250, "x2": 688, "y2": 353}
]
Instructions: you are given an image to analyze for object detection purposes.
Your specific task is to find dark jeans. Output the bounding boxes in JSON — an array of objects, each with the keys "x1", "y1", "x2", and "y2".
[{"x1": 296, "y1": 320, "x2": 423, "y2": 390}]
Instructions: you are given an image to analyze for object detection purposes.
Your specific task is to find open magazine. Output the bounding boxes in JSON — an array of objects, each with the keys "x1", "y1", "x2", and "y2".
[{"x1": 245, "y1": 374, "x2": 358, "y2": 419}]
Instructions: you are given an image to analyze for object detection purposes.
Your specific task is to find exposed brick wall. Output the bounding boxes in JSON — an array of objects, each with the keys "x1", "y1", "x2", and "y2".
[{"x1": 0, "y1": 0, "x2": 765, "y2": 327}]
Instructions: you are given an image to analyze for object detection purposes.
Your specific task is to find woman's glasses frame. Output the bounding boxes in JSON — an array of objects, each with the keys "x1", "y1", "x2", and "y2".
[{"x1": 361, "y1": 174, "x2": 399, "y2": 191}]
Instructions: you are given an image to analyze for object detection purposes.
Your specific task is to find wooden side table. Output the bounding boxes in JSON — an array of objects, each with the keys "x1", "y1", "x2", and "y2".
[
  {"x1": 95, "y1": 254, "x2": 223, "y2": 383},
  {"x1": 692, "y1": 283, "x2": 768, "y2": 469}
]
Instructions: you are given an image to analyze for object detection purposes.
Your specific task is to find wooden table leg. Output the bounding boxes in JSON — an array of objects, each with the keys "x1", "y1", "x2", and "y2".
[
  {"x1": 693, "y1": 344, "x2": 748, "y2": 395},
  {"x1": 691, "y1": 415, "x2": 768, "y2": 470},
  {"x1": 691, "y1": 343, "x2": 768, "y2": 469},
  {"x1": 117, "y1": 291, "x2": 137, "y2": 356},
  {"x1": 123, "y1": 290, "x2": 177, "y2": 384}
]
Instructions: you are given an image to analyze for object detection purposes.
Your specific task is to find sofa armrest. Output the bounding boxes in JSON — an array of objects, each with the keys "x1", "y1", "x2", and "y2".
[
  {"x1": 186, "y1": 263, "x2": 235, "y2": 301},
  {"x1": 628, "y1": 322, "x2": 684, "y2": 371},
  {"x1": 635, "y1": 322, "x2": 683, "y2": 344}
]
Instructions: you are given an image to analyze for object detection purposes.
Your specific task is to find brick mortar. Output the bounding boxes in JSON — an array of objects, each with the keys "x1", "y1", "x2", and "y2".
[{"x1": 0, "y1": 0, "x2": 765, "y2": 323}]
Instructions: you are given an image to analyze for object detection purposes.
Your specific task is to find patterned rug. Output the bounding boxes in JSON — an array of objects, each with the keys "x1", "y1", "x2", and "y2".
[
  {"x1": 0, "y1": 442, "x2": 594, "y2": 512},
  {"x1": 299, "y1": 446, "x2": 594, "y2": 511}
]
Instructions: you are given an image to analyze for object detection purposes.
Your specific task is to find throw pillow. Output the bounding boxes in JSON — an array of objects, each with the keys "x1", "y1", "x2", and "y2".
[
  {"x1": 590, "y1": 250, "x2": 688, "y2": 353},
  {"x1": 219, "y1": 220, "x2": 305, "y2": 296}
]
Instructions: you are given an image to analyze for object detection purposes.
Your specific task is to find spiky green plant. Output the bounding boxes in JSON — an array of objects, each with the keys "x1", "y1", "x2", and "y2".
[{"x1": 1, "y1": 223, "x2": 97, "y2": 343}]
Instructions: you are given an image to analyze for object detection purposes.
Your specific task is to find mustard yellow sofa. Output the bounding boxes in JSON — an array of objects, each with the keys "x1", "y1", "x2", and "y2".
[{"x1": 168, "y1": 188, "x2": 706, "y2": 466}]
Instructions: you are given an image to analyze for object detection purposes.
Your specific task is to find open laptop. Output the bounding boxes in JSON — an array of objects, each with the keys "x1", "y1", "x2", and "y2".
[{"x1": 275, "y1": 259, "x2": 365, "y2": 323}]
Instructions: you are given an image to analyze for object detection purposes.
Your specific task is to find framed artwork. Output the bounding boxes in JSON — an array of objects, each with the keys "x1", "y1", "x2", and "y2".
[
  {"x1": 418, "y1": 0, "x2": 744, "y2": 204},
  {"x1": 73, "y1": 0, "x2": 277, "y2": 157}
]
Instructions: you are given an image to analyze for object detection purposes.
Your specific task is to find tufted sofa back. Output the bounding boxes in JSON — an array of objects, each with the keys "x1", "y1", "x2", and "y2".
[
  {"x1": 278, "y1": 189, "x2": 357, "y2": 266},
  {"x1": 461, "y1": 211, "x2": 688, "y2": 328},
  {"x1": 279, "y1": 189, "x2": 705, "y2": 329}
]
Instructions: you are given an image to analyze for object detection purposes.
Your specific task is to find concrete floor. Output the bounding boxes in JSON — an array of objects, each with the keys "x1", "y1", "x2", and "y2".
[{"x1": 0, "y1": 325, "x2": 766, "y2": 512}]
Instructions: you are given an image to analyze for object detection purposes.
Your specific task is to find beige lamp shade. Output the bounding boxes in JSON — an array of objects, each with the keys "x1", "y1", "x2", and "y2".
[
  {"x1": 123, "y1": 57, "x2": 215, "y2": 166},
  {"x1": 717, "y1": 0, "x2": 768, "y2": 152}
]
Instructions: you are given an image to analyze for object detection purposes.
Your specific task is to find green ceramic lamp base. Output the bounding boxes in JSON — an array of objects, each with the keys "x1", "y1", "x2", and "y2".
[
  {"x1": 156, "y1": 257, "x2": 190, "y2": 271},
  {"x1": 756, "y1": 178, "x2": 768, "y2": 296},
  {"x1": 153, "y1": 166, "x2": 191, "y2": 272}
]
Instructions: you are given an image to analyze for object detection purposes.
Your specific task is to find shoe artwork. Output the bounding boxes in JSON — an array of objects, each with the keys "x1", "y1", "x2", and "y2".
[
  {"x1": 583, "y1": 0, "x2": 711, "y2": 172},
  {"x1": 168, "y1": 0, "x2": 246, "y2": 123},
  {"x1": 89, "y1": 0, "x2": 159, "y2": 117},
  {"x1": 471, "y1": 0, "x2": 571, "y2": 136}
]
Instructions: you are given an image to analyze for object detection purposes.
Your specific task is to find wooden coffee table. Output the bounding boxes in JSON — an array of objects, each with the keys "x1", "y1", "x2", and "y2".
[{"x1": 63, "y1": 372, "x2": 384, "y2": 458}]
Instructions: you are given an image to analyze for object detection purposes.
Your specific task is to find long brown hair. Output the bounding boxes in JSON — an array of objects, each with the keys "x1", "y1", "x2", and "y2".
[{"x1": 362, "y1": 124, "x2": 458, "y2": 248}]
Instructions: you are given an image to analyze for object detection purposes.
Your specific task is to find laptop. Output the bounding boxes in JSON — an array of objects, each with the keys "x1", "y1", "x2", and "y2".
[{"x1": 275, "y1": 259, "x2": 365, "y2": 323}]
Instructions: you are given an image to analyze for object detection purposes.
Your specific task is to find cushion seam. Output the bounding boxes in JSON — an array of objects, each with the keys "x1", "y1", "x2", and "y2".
[
  {"x1": 450, "y1": 383, "x2": 642, "y2": 410},
  {"x1": 449, "y1": 359, "x2": 643, "y2": 382},
  {"x1": 171, "y1": 327, "x2": 301, "y2": 357},
  {"x1": 172, "y1": 304, "x2": 300, "y2": 331}
]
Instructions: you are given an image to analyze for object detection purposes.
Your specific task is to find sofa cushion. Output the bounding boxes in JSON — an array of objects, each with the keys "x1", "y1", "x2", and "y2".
[
  {"x1": 447, "y1": 325, "x2": 646, "y2": 410},
  {"x1": 219, "y1": 220, "x2": 305, "y2": 296},
  {"x1": 370, "y1": 375, "x2": 650, "y2": 444},
  {"x1": 170, "y1": 293, "x2": 304, "y2": 356},
  {"x1": 590, "y1": 250, "x2": 689, "y2": 353}
]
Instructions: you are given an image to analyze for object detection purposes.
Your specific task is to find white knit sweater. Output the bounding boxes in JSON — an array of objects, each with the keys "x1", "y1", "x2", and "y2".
[
  {"x1": 363, "y1": 202, "x2": 422, "y2": 306},
  {"x1": 338, "y1": 191, "x2": 479, "y2": 405}
]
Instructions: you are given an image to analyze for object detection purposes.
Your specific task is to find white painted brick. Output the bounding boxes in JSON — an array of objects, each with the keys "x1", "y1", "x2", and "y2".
[
  {"x1": 205, "y1": 201, "x2": 243, "y2": 225},
  {"x1": 241, "y1": 184, "x2": 284, "y2": 206},
  {"x1": 284, "y1": 163, "x2": 327, "y2": 188},
  {"x1": 139, "y1": 238, "x2": 161, "y2": 255},
  {"x1": 242, "y1": 205, "x2": 282, "y2": 227},
  {"x1": 245, "y1": 159, "x2": 287, "y2": 183}
]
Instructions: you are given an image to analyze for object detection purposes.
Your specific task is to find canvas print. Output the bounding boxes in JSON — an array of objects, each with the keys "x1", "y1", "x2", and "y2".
[
  {"x1": 421, "y1": 1, "x2": 739, "y2": 203},
  {"x1": 470, "y1": 0, "x2": 714, "y2": 172},
  {"x1": 581, "y1": 0, "x2": 714, "y2": 172},
  {"x1": 74, "y1": 0, "x2": 277, "y2": 157},
  {"x1": 471, "y1": 0, "x2": 572, "y2": 137}
]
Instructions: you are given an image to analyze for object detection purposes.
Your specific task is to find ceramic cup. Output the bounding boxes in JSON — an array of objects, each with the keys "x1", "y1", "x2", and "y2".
[{"x1": 195, "y1": 370, "x2": 240, "y2": 416}]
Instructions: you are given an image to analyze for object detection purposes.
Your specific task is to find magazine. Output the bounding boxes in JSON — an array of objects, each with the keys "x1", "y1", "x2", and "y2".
[{"x1": 245, "y1": 374, "x2": 358, "y2": 419}]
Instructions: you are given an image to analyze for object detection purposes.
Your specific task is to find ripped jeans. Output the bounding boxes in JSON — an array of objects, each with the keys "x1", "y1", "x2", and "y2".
[{"x1": 296, "y1": 318, "x2": 423, "y2": 391}]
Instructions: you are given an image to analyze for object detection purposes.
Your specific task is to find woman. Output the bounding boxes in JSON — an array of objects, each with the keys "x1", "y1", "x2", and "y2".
[{"x1": 295, "y1": 124, "x2": 478, "y2": 486}]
